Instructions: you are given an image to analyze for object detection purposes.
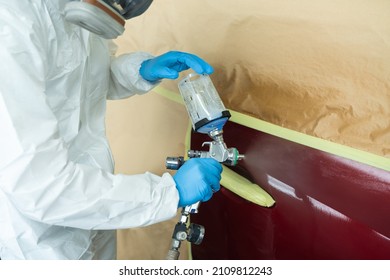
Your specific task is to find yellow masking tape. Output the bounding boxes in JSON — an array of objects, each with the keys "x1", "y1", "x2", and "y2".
[
  {"x1": 228, "y1": 110, "x2": 390, "y2": 172},
  {"x1": 154, "y1": 86, "x2": 184, "y2": 105},
  {"x1": 153, "y1": 86, "x2": 390, "y2": 172}
]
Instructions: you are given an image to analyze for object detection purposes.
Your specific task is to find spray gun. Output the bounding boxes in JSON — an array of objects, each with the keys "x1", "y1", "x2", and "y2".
[{"x1": 165, "y1": 73, "x2": 244, "y2": 260}]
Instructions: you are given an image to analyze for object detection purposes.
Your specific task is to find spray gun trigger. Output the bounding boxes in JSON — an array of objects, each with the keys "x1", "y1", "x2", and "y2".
[{"x1": 201, "y1": 142, "x2": 212, "y2": 148}]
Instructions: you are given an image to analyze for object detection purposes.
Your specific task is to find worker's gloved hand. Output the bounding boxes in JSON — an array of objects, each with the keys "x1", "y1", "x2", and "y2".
[
  {"x1": 173, "y1": 158, "x2": 222, "y2": 208},
  {"x1": 139, "y1": 51, "x2": 214, "y2": 83}
]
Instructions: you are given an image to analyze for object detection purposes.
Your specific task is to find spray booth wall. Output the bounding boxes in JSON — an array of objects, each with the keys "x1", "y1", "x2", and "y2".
[{"x1": 106, "y1": 0, "x2": 390, "y2": 259}]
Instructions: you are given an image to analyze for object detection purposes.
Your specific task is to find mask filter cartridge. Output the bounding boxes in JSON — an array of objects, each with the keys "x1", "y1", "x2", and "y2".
[{"x1": 64, "y1": 1, "x2": 125, "y2": 39}]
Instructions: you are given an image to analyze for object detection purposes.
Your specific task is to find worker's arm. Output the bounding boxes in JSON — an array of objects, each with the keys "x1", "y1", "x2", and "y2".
[
  {"x1": 107, "y1": 51, "x2": 159, "y2": 100},
  {"x1": 0, "y1": 9, "x2": 178, "y2": 230},
  {"x1": 107, "y1": 49, "x2": 214, "y2": 100}
]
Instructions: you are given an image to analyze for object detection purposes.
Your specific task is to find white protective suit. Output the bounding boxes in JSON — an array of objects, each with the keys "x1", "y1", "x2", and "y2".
[{"x1": 0, "y1": 0, "x2": 179, "y2": 259}]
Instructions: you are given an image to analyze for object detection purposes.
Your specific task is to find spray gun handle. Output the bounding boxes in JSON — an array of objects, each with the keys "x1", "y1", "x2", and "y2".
[
  {"x1": 183, "y1": 202, "x2": 201, "y2": 215},
  {"x1": 165, "y1": 156, "x2": 200, "y2": 211}
]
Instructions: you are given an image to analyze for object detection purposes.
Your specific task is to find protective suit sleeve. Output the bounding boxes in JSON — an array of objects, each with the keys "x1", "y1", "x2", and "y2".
[
  {"x1": 108, "y1": 51, "x2": 160, "y2": 100},
  {"x1": 0, "y1": 6, "x2": 178, "y2": 230}
]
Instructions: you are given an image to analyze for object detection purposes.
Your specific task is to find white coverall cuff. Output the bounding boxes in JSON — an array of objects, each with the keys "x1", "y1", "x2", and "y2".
[
  {"x1": 109, "y1": 52, "x2": 160, "y2": 99},
  {"x1": 104, "y1": 172, "x2": 179, "y2": 228}
]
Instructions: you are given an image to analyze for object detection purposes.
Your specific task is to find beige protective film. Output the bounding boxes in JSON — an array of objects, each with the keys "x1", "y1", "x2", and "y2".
[
  {"x1": 106, "y1": 0, "x2": 390, "y2": 259},
  {"x1": 156, "y1": 85, "x2": 389, "y2": 171},
  {"x1": 106, "y1": 92, "x2": 189, "y2": 260},
  {"x1": 116, "y1": 0, "x2": 390, "y2": 157}
]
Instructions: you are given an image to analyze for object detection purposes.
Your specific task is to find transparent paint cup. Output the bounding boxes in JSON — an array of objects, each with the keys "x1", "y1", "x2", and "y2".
[{"x1": 178, "y1": 73, "x2": 228, "y2": 133}]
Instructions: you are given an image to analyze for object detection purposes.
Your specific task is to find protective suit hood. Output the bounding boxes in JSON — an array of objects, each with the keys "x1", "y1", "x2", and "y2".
[{"x1": 64, "y1": 0, "x2": 153, "y2": 39}]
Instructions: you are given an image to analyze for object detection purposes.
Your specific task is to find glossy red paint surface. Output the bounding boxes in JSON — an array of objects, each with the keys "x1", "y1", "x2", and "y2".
[{"x1": 190, "y1": 122, "x2": 390, "y2": 259}]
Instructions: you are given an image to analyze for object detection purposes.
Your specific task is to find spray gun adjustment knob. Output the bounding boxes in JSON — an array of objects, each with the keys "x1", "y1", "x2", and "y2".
[
  {"x1": 187, "y1": 150, "x2": 210, "y2": 159},
  {"x1": 187, "y1": 223, "x2": 205, "y2": 245},
  {"x1": 166, "y1": 156, "x2": 185, "y2": 170}
]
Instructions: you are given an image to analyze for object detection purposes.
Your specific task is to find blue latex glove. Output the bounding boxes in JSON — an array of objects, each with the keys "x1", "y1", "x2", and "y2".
[
  {"x1": 173, "y1": 158, "x2": 222, "y2": 208},
  {"x1": 140, "y1": 51, "x2": 214, "y2": 83}
]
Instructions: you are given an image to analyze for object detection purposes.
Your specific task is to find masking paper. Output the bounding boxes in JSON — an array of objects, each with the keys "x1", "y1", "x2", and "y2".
[
  {"x1": 107, "y1": 0, "x2": 390, "y2": 259},
  {"x1": 106, "y1": 93, "x2": 189, "y2": 260},
  {"x1": 120, "y1": 0, "x2": 390, "y2": 158}
]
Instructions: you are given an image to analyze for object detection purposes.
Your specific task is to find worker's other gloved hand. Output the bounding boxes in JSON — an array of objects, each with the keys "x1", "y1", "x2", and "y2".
[
  {"x1": 139, "y1": 51, "x2": 214, "y2": 83},
  {"x1": 173, "y1": 158, "x2": 222, "y2": 208}
]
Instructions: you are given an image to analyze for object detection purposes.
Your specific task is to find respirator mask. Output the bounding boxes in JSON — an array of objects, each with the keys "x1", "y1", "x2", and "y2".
[{"x1": 64, "y1": 0, "x2": 153, "y2": 39}]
